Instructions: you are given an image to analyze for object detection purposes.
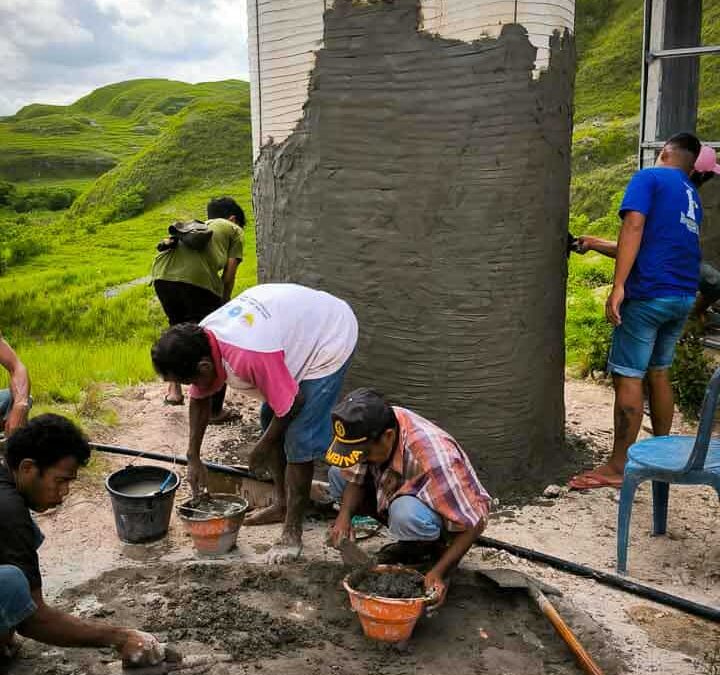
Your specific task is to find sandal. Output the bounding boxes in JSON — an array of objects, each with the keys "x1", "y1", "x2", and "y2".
[
  {"x1": 163, "y1": 395, "x2": 184, "y2": 406},
  {"x1": 569, "y1": 470, "x2": 624, "y2": 490}
]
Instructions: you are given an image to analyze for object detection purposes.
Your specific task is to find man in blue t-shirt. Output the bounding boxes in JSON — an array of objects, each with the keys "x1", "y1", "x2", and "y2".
[{"x1": 571, "y1": 133, "x2": 703, "y2": 489}]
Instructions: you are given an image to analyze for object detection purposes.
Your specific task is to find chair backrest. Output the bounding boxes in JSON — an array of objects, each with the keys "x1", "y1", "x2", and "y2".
[{"x1": 688, "y1": 365, "x2": 720, "y2": 471}]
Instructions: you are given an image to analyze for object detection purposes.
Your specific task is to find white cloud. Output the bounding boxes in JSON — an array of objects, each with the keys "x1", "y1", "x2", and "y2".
[{"x1": 0, "y1": 0, "x2": 249, "y2": 116}]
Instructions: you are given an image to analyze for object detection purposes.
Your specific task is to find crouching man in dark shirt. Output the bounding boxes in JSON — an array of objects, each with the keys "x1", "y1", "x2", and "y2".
[{"x1": 0, "y1": 414, "x2": 163, "y2": 667}]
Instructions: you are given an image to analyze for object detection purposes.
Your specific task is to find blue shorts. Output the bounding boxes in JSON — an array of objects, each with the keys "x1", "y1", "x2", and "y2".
[
  {"x1": 261, "y1": 356, "x2": 353, "y2": 464},
  {"x1": 0, "y1": 390, "x2": 11, "y2": 420},
  {"x1": 607, "y1": 296, "x2": 695, "y2": 379},
  {"x1": 0, "y1": 566, "x2": 36, "y2": 632}
]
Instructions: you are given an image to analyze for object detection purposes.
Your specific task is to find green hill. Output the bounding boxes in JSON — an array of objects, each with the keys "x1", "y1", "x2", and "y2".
[
  {"x1": 72, "y1": 97, "x2": 251, "y2": 217},
  {"x1": 0, "y1": 79, "x2": 249, "y2": 185}
]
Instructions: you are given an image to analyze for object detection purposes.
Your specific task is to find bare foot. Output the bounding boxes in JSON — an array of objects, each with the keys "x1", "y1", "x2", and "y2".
[
  {"x1": 244, "y1": 503, "x2": 286, "y2": 526},
  {"x1": 264, "y1": 534, "x2": 303, "y2": 564},
  {"x1": 208, "y1": 409, "x2": 234, "y2": 425}
]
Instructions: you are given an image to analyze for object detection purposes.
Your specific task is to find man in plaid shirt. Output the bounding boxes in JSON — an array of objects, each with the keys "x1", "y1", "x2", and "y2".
[{"x1": 326, "y1": 388, "x2": 491, "y2": 601}]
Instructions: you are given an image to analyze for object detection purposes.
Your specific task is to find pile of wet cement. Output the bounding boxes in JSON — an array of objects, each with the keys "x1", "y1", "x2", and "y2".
[
  {"x1": 350, "y1": 569, "x2": 425, "y2": 599},
  {"x1": 150, "y1": 586, "x2": 315, "y2": 660}
]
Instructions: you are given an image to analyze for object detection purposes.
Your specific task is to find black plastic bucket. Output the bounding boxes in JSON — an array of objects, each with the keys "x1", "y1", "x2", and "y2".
[{"x1": 105, "y1": 465, "x2": 181, "y2": 544}]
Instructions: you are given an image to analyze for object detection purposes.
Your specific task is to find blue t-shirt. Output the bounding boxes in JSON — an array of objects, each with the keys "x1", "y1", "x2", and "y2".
[{"x1": 619, "y1": 167, "x2": 702, "y2": 299}]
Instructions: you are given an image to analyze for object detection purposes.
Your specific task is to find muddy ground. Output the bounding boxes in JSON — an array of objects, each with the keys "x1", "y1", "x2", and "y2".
[
  {"x1": 9, "y1": 379, "x2": 720, "y2": 674},
  {"x1": 12, "y1": 562, "x2": 624, "y2": 675}
]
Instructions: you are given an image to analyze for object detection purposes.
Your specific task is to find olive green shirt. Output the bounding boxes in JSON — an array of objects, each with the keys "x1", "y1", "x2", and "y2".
[{"x1": 151, "y1": 218, "x2": 243, "y2": 298}]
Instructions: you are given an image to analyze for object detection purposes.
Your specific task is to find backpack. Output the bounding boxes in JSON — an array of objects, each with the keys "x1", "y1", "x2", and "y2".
[{"x1": 157, "y1": 220, "x2": 213, "y2": 252}]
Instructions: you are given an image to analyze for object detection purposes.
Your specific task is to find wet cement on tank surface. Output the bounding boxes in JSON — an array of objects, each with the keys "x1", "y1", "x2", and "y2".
[
  {"x1": 349, "y1": 568, "x2": 426, "y2": 599},
  {"x1": 11, "y1": 562, "x2": 624, "y2": 675},
  {"x1": 253, "y1": 0, "x2": 576, "y2": 498}
]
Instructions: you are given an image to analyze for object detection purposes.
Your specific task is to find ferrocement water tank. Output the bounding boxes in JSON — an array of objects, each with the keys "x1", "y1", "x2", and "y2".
[{"x1": 249, "y1": 0, "x2": 576, "y2": 497}]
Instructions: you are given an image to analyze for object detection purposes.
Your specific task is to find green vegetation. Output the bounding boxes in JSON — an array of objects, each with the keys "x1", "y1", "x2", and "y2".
[
  {"x1": 567, "y1": 0, "x2": 720, "y2": 387},
  {"x1": 0, "y1": 79, "x2": 254, "y2": 414}
]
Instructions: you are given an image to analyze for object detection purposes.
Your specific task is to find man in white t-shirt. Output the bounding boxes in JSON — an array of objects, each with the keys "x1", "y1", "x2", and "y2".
[{"x1": 151, "y1": 283, "x2": 358, "y2": 562}]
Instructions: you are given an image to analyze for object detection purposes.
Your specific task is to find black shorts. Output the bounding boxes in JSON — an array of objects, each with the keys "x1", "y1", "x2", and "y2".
[{"x1": 154, "y1": 279, "x2": 223, "y2": 326}]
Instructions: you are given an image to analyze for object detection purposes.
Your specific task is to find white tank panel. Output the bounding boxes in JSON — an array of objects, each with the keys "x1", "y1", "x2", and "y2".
[{"x1": 247, "y1": 0, "x2": 575, "y2": 154}]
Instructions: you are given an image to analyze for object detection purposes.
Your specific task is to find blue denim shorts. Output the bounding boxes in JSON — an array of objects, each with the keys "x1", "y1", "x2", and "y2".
[
  {"x1": 0, "y1": 566, "x2": 36, "y2": 631},
  {"x1": 261, "y1": 356, "x2": 353, "y2": 464},
  {"x1": 0, "y1": 389, "x2": 11, "y2": 420},
  {"x1": 607, "y1": 296, "x2": 695, "y2": 378}
]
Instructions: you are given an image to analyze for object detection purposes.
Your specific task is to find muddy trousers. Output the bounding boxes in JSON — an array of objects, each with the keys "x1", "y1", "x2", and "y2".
[
  {"x1": 328, "y1": 467, "x2": 442, "y2": 542},
  {"x1": 0, "y1": 566, "x2": 35, "y2": 633}
]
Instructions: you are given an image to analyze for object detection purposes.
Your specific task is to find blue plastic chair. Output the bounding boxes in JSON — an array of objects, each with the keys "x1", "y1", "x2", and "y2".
[{"x1": 616, "y1": 366, "x2": 720, "y2": 575}]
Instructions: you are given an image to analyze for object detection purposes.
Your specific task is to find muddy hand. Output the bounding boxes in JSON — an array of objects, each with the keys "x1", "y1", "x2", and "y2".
[
  {"x1": 186, "y1": 457, "x2": 209, "y2": 498},
  {"x1": 423, "y1": 571, "x2": 447, "y2": 613},
  {"x1": 119, "y1": 630, "x2": 165, "y2": 667},
  {"x1": 327, "y1": 515, "x2": 353, "y2": 549}
]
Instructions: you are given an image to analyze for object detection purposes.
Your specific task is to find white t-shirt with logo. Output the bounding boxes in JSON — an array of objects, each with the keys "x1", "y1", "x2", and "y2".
[{"x1": 190, "y1": 283, "x2": 358, "y2": 415}]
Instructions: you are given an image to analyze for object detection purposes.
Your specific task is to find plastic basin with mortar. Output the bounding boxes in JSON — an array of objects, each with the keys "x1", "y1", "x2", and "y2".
[
  {"x1": 177, "y1": 494, "x2": 248, "y2": 555},
  {"x1": 343, "y1": 565, "x2": 433, "y2": 643}
]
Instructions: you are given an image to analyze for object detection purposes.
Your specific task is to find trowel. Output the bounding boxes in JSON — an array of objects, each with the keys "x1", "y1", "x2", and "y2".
[
  {"x1": 477, "y1": 568, "x2": 605, "y2": 675},
  {"x1": 337, "y1": 537, "x2": 375, "y2": 568}
]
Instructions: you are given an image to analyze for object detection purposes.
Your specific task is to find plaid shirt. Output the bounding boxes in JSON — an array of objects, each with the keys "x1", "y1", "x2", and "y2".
[{"x1": 341, "y1": 407, "x2": 491, "y2": 532}]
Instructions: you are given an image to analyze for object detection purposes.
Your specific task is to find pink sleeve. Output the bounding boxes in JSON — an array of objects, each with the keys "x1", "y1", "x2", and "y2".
[{"x1": 226, "y1": 348, "x2": 299, "y2": 416}]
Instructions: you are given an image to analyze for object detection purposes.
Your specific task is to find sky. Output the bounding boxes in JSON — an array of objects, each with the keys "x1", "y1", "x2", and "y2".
[{"x1": 0, "y1": 0, "x2": 249, "y2": 116}]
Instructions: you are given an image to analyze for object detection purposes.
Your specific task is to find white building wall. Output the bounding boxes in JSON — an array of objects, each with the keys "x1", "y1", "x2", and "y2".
[{"x1": 247, "y1": 0, "x2": 575, "y2": 155}]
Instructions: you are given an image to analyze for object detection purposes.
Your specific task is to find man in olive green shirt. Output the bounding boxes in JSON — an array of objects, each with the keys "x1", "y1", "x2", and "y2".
[{"x1": 151, "y1": 197, "x2": 244, "y2": 412}]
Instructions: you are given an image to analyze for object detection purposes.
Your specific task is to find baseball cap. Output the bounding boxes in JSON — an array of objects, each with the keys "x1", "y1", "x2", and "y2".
[
  {"x1": 695, "y1": 145, "x2": 720, "y2": 174},
  {"x1": 325, "y1": 388, "x2": 392, "y2": 468}
]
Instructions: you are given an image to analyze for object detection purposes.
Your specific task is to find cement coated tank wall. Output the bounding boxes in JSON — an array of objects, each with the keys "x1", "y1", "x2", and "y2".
[
  {"x1": 247, "y1": 0, "x2": 575, "y2": 156},
  {"x1": 252, "y1": 0, "x2": 575, "y2": 496}
]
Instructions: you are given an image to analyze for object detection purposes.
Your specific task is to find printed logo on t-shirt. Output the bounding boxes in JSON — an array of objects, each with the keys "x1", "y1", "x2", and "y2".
[{"x1": 681, "y1": 184, "x2": 700, "y2": 235}]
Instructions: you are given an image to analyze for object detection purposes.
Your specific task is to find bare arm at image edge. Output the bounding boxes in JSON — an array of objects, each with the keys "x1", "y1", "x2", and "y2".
[{"x1": 0, "y1": 336, "x2": 31, "y2": 435}]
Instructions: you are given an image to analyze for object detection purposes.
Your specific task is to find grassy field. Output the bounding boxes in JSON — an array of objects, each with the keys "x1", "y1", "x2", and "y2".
[
  {"x1": 0, "y1": 79, "x2": 254, "y2": 412},
  {"x1": 0, "y1": 178, "x2": 255, "y2": 408}
]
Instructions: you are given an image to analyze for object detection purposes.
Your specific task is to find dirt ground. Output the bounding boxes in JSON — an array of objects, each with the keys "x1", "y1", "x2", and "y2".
[{"x1": 10, "y1": 379, "x2": 720, "y2": 674}]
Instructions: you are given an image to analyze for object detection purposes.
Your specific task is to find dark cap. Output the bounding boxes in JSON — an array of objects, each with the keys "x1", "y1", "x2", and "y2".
[
  {"x1": 325, "y1": 388, "x2": 391, "y2": 468},
  {"x1": 666, "y1": 132, "x2": 702, "y2": 159}
]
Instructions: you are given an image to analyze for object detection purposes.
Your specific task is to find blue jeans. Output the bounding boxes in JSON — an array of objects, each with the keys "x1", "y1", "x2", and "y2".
[
  {"x1": 608, "y1": 296, "x2": 695, "y2": 379},
  {"x1": 261, "y1": 357, "x2": 353, "y2": 464},
  {"x1": 0, "y1": 566, "x2": 35, "y2": 632},
  {"x1": 0, "y1": 390, "x2": 11, "y2": 420},
  {"x1": 328, "y1": 466, "x2": 443, "y2": 541}
]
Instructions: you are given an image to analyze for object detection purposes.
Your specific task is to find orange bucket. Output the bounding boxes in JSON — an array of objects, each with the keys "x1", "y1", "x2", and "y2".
[
  {"x1": 177, "y1": 494, "x2": 248, "y2": 555},
  {"x1": 343, "y1": 565, "x2": 430, "y2": 643}
]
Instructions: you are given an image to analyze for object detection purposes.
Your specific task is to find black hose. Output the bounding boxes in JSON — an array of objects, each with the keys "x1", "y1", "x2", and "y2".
[
  {"x1": 476, "y1": 535, "x2": 720, "y2": 622},
  {"x1": 89, "y1": 443, "x2": 271, "y2": 482}
]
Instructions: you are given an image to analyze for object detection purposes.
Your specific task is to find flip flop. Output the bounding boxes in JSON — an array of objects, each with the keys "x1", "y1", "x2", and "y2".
[
  {"x1": 568, "y1": 470, "x2": 624, "y2": 490},
  {"x1": 163, "y1": 395, "x2": 184, "y2": 406}
]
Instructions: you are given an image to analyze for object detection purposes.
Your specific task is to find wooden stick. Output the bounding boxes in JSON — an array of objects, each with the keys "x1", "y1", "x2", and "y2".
[{"x1": 528, "y1": 585, "x2": 605, "y2": 675}]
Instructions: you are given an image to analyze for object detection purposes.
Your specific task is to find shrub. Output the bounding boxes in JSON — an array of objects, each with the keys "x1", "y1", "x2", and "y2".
[
  {"x1": 12, "y1": 187, "x2": 78, "y2": 213},
  {"x1": 99, "y1": 182, "x2": 148, "y2": 223},
  {"x1": 670, "y1": 327, "x2": 714, "y2": 420},
  {"x1": 0, "y1": 181, "x2": 16, "y2": 206}
]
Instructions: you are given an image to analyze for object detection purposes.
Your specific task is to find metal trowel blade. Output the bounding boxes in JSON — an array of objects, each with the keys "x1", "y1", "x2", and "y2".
[{"x1": 339, "y1": 537, "x2": 374, "y2": 567}]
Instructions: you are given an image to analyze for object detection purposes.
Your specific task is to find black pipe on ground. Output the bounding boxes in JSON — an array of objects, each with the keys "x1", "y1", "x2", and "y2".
[
  {"x1": 89, "y1": 443, "x2": 271, "y2": 482},
  {"x1": 476, "y1": 535, "x2": 720, "y2": 623},
  {"x1": 90, "y1": 443, "x2": 718, "y2": 622}
]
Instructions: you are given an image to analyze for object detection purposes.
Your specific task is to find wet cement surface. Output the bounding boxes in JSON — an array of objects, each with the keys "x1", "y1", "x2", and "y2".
[
  {"x1": 10, "y1": 562, "x2": 624, "y2": 675},
  {"x1": 253, "y1": 0, "x2": 576, "y2": 497},
  {"x1": 350, "y1": 569, "x2": 426, "y2": 599}
]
